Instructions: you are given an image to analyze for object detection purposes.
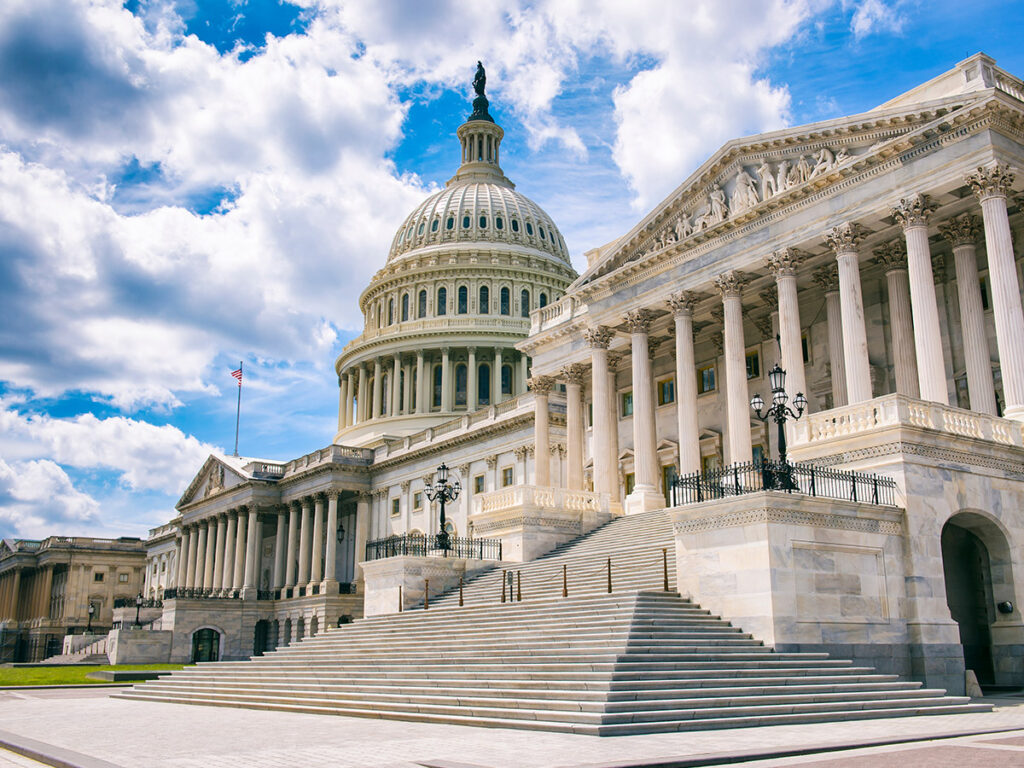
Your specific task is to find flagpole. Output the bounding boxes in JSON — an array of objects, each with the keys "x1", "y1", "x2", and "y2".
[{"x1": 233, "y1": 360, "x2": 242, "y2": 457}]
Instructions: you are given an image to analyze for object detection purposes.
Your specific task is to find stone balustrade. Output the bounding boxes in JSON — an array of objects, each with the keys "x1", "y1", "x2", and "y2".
[{"x1": 476, "y1": 485, "x2": 609, "y2": 516}]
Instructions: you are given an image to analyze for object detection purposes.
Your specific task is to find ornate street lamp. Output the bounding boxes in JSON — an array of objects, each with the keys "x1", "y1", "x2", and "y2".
[
  {"x1": 86, "y1": 603, "x2": 95, "y2": 633},
  {"x1": 425, "y1": 463, "x2": 461, "y2": 552},
  {"x1": 134, "y1": 592, "x2": 144, "y2": 628},
  {"x1": 750, "y1": 363, "x2": 807, "y2": 489}
]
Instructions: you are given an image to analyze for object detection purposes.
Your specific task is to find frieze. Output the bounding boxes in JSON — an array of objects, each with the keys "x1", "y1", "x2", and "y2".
[{"x1": 673, "y1": 506, "x2": 903, "y2": 536}]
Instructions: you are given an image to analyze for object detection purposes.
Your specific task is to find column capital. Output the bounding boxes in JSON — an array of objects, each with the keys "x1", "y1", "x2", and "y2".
[
  {"x1": 624, "y1": 308, "x2": 656, "y2": 334},
  {"x1": 466, "y1": 346, "x2": 476, "y2": 355},
  {"x1": 891, "y1": 193, "x2": 937, "y2": 230},
  {"x1": 561, "y1": 363, "x2": 588, "y2": 386},
  {"x1": 812, "y1": 264, "x2": 841, "y2": 292},
  {"x1": 527, "y1": 374, "x2": 556, "y2": 394},
  {"x1": 938, "y1": 212, "x2": 981, "y2": 246},
  {"x1": 666, "y1": 290, "x2": 704, "y2": 316},
  {"x1": 824, "y1": 222, "x2": 865, "y2": 254},
  {"x1": 583, "y1": 325, "x2": 616, "y2": 349},
  {"x1": 714, "y1": 270, "x2": 748, "y2": 298},
  {"x1": 400, "y1": 479, "x2": 411, "y2": 493},
  {"x1": 965, "y1": 163, "x2": 1014, "y2": 201},
  {"x1": 873, "y1": 240, "x2": 908, "y2": 272},
  {"x1": 513, "y1": 445, "x2": 530, "y2": 459},
  {"x1": 765, "y1": 247, "x2": 804, "y2": 277},
  {"x1": 485, "y1": 454, "x2": 498, "y2": 469}
]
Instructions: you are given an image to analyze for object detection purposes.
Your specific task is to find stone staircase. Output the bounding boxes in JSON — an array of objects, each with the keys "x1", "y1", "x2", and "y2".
[{"x1": 118, "y1": 510, "x2": 989, "y2": 734}]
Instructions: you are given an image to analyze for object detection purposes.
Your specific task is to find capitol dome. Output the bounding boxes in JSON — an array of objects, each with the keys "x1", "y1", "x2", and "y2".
[{"x1": 333, "y1": 68, "x2": 577, "y2": 447}]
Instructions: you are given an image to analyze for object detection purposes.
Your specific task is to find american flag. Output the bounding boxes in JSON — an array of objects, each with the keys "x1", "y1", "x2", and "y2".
[{"x1": 231, "y1": 366, "x2": 243, "y2": 385}]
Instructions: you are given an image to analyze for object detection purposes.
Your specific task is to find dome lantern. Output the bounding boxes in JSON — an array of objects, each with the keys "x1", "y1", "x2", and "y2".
[{"x1": 450, "y1": 62, "x2": 511, "y2": 188}]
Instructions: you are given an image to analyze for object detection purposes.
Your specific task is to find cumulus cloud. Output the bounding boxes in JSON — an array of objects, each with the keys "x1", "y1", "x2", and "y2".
[
  {"x1": 0, "y1": 458, "x2": 101, "y2": 539},
  {"x1": 848, "y1": 0, "x2": 907, "y2": 38}
]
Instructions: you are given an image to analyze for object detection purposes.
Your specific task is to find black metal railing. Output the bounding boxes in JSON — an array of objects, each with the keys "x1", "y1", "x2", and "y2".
[
  {"x1": 338, "y1": 582, "x2": 357, "y2": 595},
  {"x1": 163, "y1": 587, "x2": 240, "y2": 600},
  {"x1": 365, "y1": 534, "x2": 502, "y2": 562},
  {"x1": 670, "y1": 459, "x2": 897, "y2": 507},
  {"x1": 113, "y1": 597, "x2": 162, "y2": 609}
]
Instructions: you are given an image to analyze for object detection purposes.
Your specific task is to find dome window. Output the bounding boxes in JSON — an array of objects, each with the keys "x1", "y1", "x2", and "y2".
[
  {"x1": 455, "y1": 363, "x2": 468, "y2": 406},
  {"x1": 520, "y1": 289, "x2": 530, "y2": 317},
  {"x1": 479, "y1": 285, "x2": 489, "y2": 314},
  {"x1": 539, "y1": 226, "x2": 546, "y2": 240},
  {"x1": 388, "y1": 298, "x2": 395, "y2": 325},
  {"x1": 437, "y1": 287, "x2": 447, "y2": 316},
  {"x1": 462, "y1": 216, "x2": 471, "y2": 229},
  {"x1": 511, "y1": 219, "x2": 519, "y2": 233},
  {"x1": 431, "y1": 219, "x2": 439, "y2": 232},
  {"x1": 401, "y1": 293, "x2": 409, "y2": 322},
  {"x1": 458, "y1": 285, "x2": 468, "y2": 314},
  {"x1": 446, "y1": 217, "x2": 454, "y2": 230},
  {"x1": 526, "y1": 222, "x2": 534, "y2": 236},
  {"x1": 433, "y1": 365, "x2": 443, "y2": 408},
  {"x1": 500, "y1": 287, "x2": 510, "y2": 315},
  {"x1": 496, "y1": 217, "x2": 503, "y2": 230},
  {"x1": 478, "y1": 363, "x2": 491, "y2": 406},
  {"x1": 418, "y1": 289, "x2": 427, "y2": 318},
  {"x1": 539, "y1": 292, "x2": 548, "y2": 308},
  {"x1": 479, "y1": 215, "x2": 487, "y2": 228},
  {"x1": 405, "y1": 227, "x2": 413, "y2": 241},
  {"x1": 417, "y1": 223, "x2": 424, "y2": 235}
]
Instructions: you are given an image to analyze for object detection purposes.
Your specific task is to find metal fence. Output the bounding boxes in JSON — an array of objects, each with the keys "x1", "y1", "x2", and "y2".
[
  {"x1": 163, "y1": 587, "x2": 240, "y2": 600},
  {"x1": 670, "y1": 459, "x2": 897, "y2": 507},
  {"x1": 365, "y1": 534, "x2": 502, "y2": 562},
  {"x1": 113, "y1": 597, "x2": 162, "y2": 609}
]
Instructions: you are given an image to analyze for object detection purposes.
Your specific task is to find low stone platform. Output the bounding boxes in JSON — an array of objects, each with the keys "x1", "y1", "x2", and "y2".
[{"x1": 86, "y1": 671, "x2": 172, "y2": 682}]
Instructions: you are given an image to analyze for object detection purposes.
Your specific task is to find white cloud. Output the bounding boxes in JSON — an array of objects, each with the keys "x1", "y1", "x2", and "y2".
[
  {"x1": 0, "y1": 458, "x2": 101, "y2": 539},
  {"x1": 848, "y1": 0, "x2": 906, "y2": 38}
]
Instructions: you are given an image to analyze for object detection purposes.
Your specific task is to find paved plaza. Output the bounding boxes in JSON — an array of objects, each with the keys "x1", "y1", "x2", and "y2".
[{"x1": 0, "y1": 687, "x2": 1023, "y2": 767}]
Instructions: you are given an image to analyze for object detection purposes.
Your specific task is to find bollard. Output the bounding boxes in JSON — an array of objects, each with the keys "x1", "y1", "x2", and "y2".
[
  {"x1": 517, "y1": 570, "x2": 522, "y2": 602},
  {"x1": 501, "y1": 571, "x2": 507, "y2": 603},
  {"x1": 399, "y1": 585, "x2": 403, "y2": 612},
  {"x1": 662, "y1": 548, "x2": 669, "y2": 592},
  {"x1": 607, "y1": 557, "x2": 612, "y2": 594},
  {"x1": 424, "y1": 579, "x2": 429, "y2": 610},
  {"x1": 562, "y1": 563, "x2": 568, "y2": 598},
  {"x1": 459, "y1": 575, "x2": 464, "y2": 607}
]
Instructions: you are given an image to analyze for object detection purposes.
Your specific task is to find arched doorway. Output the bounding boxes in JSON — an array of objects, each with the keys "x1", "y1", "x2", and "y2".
[
  {"x1": 253, "y1": 620, "x2": 269, "y2": 656},
  {"x1": 940, "y1": 511, "x2": 1018, "y2": 687},
  {"x1": 191, "y1": 628, "x2": 220, "y2": 663}
]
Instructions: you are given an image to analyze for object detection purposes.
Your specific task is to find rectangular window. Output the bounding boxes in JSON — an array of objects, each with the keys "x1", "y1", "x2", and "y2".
[
  {"x1": 621, "y1": 390, "x2": 633, "y2": 417},
  {"x1": 657, "y1": 377, "x2": 675, "y2": 406},
  {"x1": 390, "y1": 498, "x2": 400, "y2": 517},
  {"x1": 93, "y1": 572, "x2": 104, "y2": 583},
  {"x1": 624, "y1": 472, "x2": 636, "y2": 495},
  {"x1": 745, "y1": 349, "x2": 760, "y2": 380},
  {"x1": 752, "y1": 444, "x2": 765, "y2": 464},
  {"x1": 980, "y1": 275, "x2": 990, "y2": 311},
  {"x1": 698, "y1": 365, "x2": 716, "y2": 394},
  {"x1": 501, "y1": 467, "x2": 514, "y2": 487},
  {"x1": 413, "y1": 492, "x2": 423, "y2": 510},
  {"x1": 118, "y1": 573, "x2": 129, "y2": 583},
  {"x1": 160, "y1": 562, "x2": 166, "y2": 573},
  {"x1": 801, "y1": 330, "x2": 810, "y2": 364},
  {"x1": 661, "y1": 465, "x2": 676, "y2": 498},
  {"x1": 474, "y1": 475, "x2": 485, "y2": 494},
  {"x1": 587, "y1": 401, "x2": 593, "y2": 427}
]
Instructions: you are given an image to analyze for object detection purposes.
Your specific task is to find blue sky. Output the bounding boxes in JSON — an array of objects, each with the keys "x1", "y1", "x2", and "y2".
[{"x1": 1, "y1": 0, "x2": 1022, "y2": 539}]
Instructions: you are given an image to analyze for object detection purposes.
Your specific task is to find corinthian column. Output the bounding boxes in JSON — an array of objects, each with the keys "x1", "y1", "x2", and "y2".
[
  {"x1": 584, "y1": 326, "x2": 617, "y2": 501},
  {"x1": 528, "y1": 375, "x2": 555, "y2": 486},
  {"x1": 562, "y1": 363, "x2": 588, "y2": 490},
  {"x1": 345, "y1": 370, "x2": 356, "y2": 427},
  {"x1": 825, "y1": 223, "x2": 872, "y2": 403},
  {"x1": 298, "y1": 497, "x2": 312, "y2": 586},
  {"x1": 194, "y1": 521, "x2": 209, "y2": 590},
  {"x1": 285, "y1": 501, "x2": 299, "y2": 589},
  {"x1": 391, "y1": 353, "x2": 402, "y2": 416},
  {"x1": 715, "y1": 272, "x2": 752, "y2": 464},
  {"x1": 356, "y1": 364, "x2": 367, "y2": 423},
  {"x1": 667, "y1": 292, "x2": 701, "y2": 475},
  {"x1": 940, "y1": 214, "x2": 996, "y2": 414},
  {"x1": 273, "y1": 508, "x2": 287, "y2": 590},
  {"x1": 966, "y1": 164, "x2": 1024, "y2": 420},
  {"x1": 242, "y1": 506, "x2": 259, "y2": 594},
  {"x1": 371, "y1": 358, "x2": 383, "y2": 419},
  {"x1": 177, "y1": 526, "x2": 192, "y2": 590},
  {"x1": 232, "y1": 507, "x2": 247, "y2": 590},
  {"x1": 874, "y1": 241, "x2": 920, "y2": 398},
  {"x1": 813, "y1": 266, "x2": 847, "y2": 407},
  {"x1": 607, "y1": 352, "x2": 624, "y2": 505},
  {"x1": 766, "y1": 248, "x2": 808, "y2": 406},
  {"x1": 337, "y1": 375, "x2": 348, "y2": 432},
  {"x1": 441, "y1": 347, "x2": 452, "y2": 412},
  {"x1": 222, "y1": 513, "x2": 236, "y2": 592},
  {"x1": 892, "y1": 194, "x2": 948, "y2": 404},
  {"x1": 416, "y1": 350, "x2": 426, "y2": 414},
  {"x1": 624, "y1": 308, "x2": 664, "y2": 513},
  {"x1": 310, "y1": 494, "x2": 324, "y2": 587},
  {"x1": 324, "y1": 492, "x2": 338, "y2": 587},
  {"x1": 212, "y1": 514, "x2": 227, "y2": 592},
  {"x1": 467, "y1": 347, "x2": 478, "y2": 411}
]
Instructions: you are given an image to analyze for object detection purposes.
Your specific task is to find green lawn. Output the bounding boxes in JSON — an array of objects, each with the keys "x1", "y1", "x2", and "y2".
[{"x1": 0, "y1": 663, "x2": 188, "y2": 687}]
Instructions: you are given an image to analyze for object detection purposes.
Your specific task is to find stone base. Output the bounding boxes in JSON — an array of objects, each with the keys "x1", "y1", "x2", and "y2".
[
  {"x1": 624, "y1": 487, "x2": 665, "y2": 515},
  {"x1": 106, "y1": 629, "x2": 173, "y2": 665},
  {"x1": 360, "y1": 556, "x2": 493, "y2": 616},
  {"x1": 62, "y1": 633, "x2": 105, "y2": 655}
]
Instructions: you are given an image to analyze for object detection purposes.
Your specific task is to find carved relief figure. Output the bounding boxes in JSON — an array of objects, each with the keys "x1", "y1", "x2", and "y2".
[
  {"x1": 758, "y1": 159, "x2": 777, "y2": 199},
  {"x1": 775, "y1": 159, "x2": 791, "y2": 193},
  {"x1": 675, "y1": 214, "x2": 693, "y2": 241},
  {"x1": 708, "y1": 184, "x2": 728, "y2": 223},
  {"x1": 795, "y1": 154, "x2": 811, "y2": 183},
  {"x1": 809, "y1": 147, "x2": 835, "y2": 178}
]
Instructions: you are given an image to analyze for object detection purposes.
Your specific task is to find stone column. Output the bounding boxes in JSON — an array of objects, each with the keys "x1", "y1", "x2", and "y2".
[
  {"x1": 193, "y1": 522, "x2": 208, "y2": 590},
  {"x1": 874, "y1": 241, "x2": 921, "y2": 398},
  {"x1": 940, "y1": 214, "x2": 997, "y2": 414},
  {"x1": 607, "y1": 352, "x2": 623, "y2": 504},
  {"x1": 232, "y1": 508, "x2": 247, "y2": 591},
  {"x1": 892, "y1": 194, "x2": 948, "y2": 404},
  {"x1": 273, "y1": 509, "x2": 287, "y2": 590},
  {"x1": 337, "y1": 375, "x2": 348, "y2": 432},
  {"x1": 356, "y1": 364, "x2": 367, "y2": 424},
  {"x1": 403, "y1": 361, "x2": 413, "y2": 414},
  {"x1": 767, "y1": 249, "x2": 809, "y2": 404},
  {"x1": 562, "y1": 363, "x2": 587, "y2": 490},
  {"x1": 528, "y1": 375, "x2": 555, "y2": 486},
  {"x1": 517, "y1": 352, "x2": 528, "y2": 395},
  {"x1": 493, "y1": 348, "x2": 504, "y2": 403},
  {"x1": 38, "y1": 566, "x2": 53, "y2": 619},
  {"x1": 825, "y1": 223, "x2": 872, "y2": 403},
  {"x1": 584, "y1": 327, "x2": 616, "y2": 500},
  {"x1": 298, "y1": 497, "x2": 312, "y2": 586},
  {"x1": 441, "y1": 347, "x2": 452, "y2": 412},
  {"x1": 345, "y1": 370, "x2": 356, "y2": 427},
  {"x1": 715, "y1": 273, "x2": 753, "y2": 464},
  {"x1": 667, "y1": 292, "x2": 701, "y2": 475},
  {"x1": 242, "y1": 506, "x2": 259, "y2": 594},
  {"x1": 813, "y1": 266, "x2": 848, "y2": 408},
  {"x1": 212, "y1": 514, "x2": 227, "y2": 592},
  {"x1": 967, "y1": 164, "x2": 1024, "y2": 420},
  {"x1": 371, "y1": 358, "x2": 383, "y2": 419},
  {"x1": 354, "y1": 493, "x2": 370, "y2": 581},
  {"x1": 624, "y1": 308, "x2": 664, "y2": 513},
  {"x1": 324, "y1": 492, "x2": 338, "y2": 587},
  {"x1": 310, "y1": 494, "x2": 325, "y2": 587},
  {"x1": 202, "y1": 519, "x2": 216, "y2": 589},
  {"x1": 285, "y1": 501, "x2": 299, "y2": 589},
  {"x1": 416, "y1": 351, "x2": 426, "y2": 414},
  {"x1": 222, "y1": 512, "x2": 236, "y2": 593},
  {"x1": 391, "y1": 353, "x2": 401, "y2": 416},
  {"x1": 467, "y1": 347, "x2": 478, "y2": 411},
  {"x1": 176, "y1": 527, "x2": 191, "y2": 591}
]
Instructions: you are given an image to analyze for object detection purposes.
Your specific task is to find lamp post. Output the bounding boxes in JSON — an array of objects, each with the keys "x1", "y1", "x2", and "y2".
[
  {"x1": 134, "y1": 592, "x2": 143, "y2": 628},
  {"x1": 425, "y1": 463, "x2": 461, "y2": 552},
  {"x1": 750, "y1": 363, "x2": 807, "y2": 490},
  {"x1": 86, "y1": 603, "x2": 94, "y2": 633}
]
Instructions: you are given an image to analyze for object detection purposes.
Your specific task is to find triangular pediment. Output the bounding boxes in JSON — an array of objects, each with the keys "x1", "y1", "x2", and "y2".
[
  {"x1": 574, "y1": 88, "x2": 999, "y2": 288},
  {"x1": 176, "y1": 455, "x2": 247, "y2": 509}
]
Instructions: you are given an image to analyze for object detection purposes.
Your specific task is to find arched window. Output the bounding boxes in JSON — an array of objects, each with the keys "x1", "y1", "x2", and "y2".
[
  {"x1": 479, "y1": 215, "x2": 487, "y2": 228},
  {"x1": 496, "y1": 217, "x2": 503, "y2": 230},
  {"x1": 462, "y1": 215, "x2": 470, "y2": 229},
  {"x1": 478, "y1": 363, "x2": 491, "y2": 406},
  {"x1": 401, "y1": 293, "x2": 409, "y2": 322},
  {"x1": 500, "y1": 287, "x2": 510, "y2": 315},
  {"x1": 418, "y1": 289, "x2": 427, "y2": 318},
  {"x1": 479, "y1": 285, "x2": 489, "y2": 315},
  {"x1": 410, "y1": 369, "x2": 417, "y2": 411},
  {"x1": 417, "y1": 222, "x2": 424, "y2": 235},
  {"x1": 511, "y1": 219, "x2": 519, "y2": 232},
  {"x1": 539, "y1": 293, "x2": 548, "y2": 308},
  {"x1": 520, "y1": 289, "x2": 530, "y2": 317},
  {"x1": 388, "y1": 298, "x2": 394, "y2": 325},
  {"x1": 501, "y1": 364, "x2": 513, "y2": 395},
  {"x1": 455, "y1": 364, "x2": 467, "y2": 406},
  {"x1": 526, "y1": 222, "x2": 534, "y2": 236},
  {"x1": 432, "y1": 365, "x2": 443, "y2": 408},
  {"x1": 458, "y1": 286, "x2": 468, "y2": 314},
  {"x1": 437, "y1": 287, "x2": 447, "y2": 316},
  {"x1": 381, "y1": 372, "x2": 389, "y2": 414},
  {"x1": 446, "y1": 217, "x2": 454, "y2": 230},
  {"x1": 431, "y1": 218, "x2": 439, "y2": 232},
  {"x1": 539, "y1": 226, "x2": 546, "y2": 240}
]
